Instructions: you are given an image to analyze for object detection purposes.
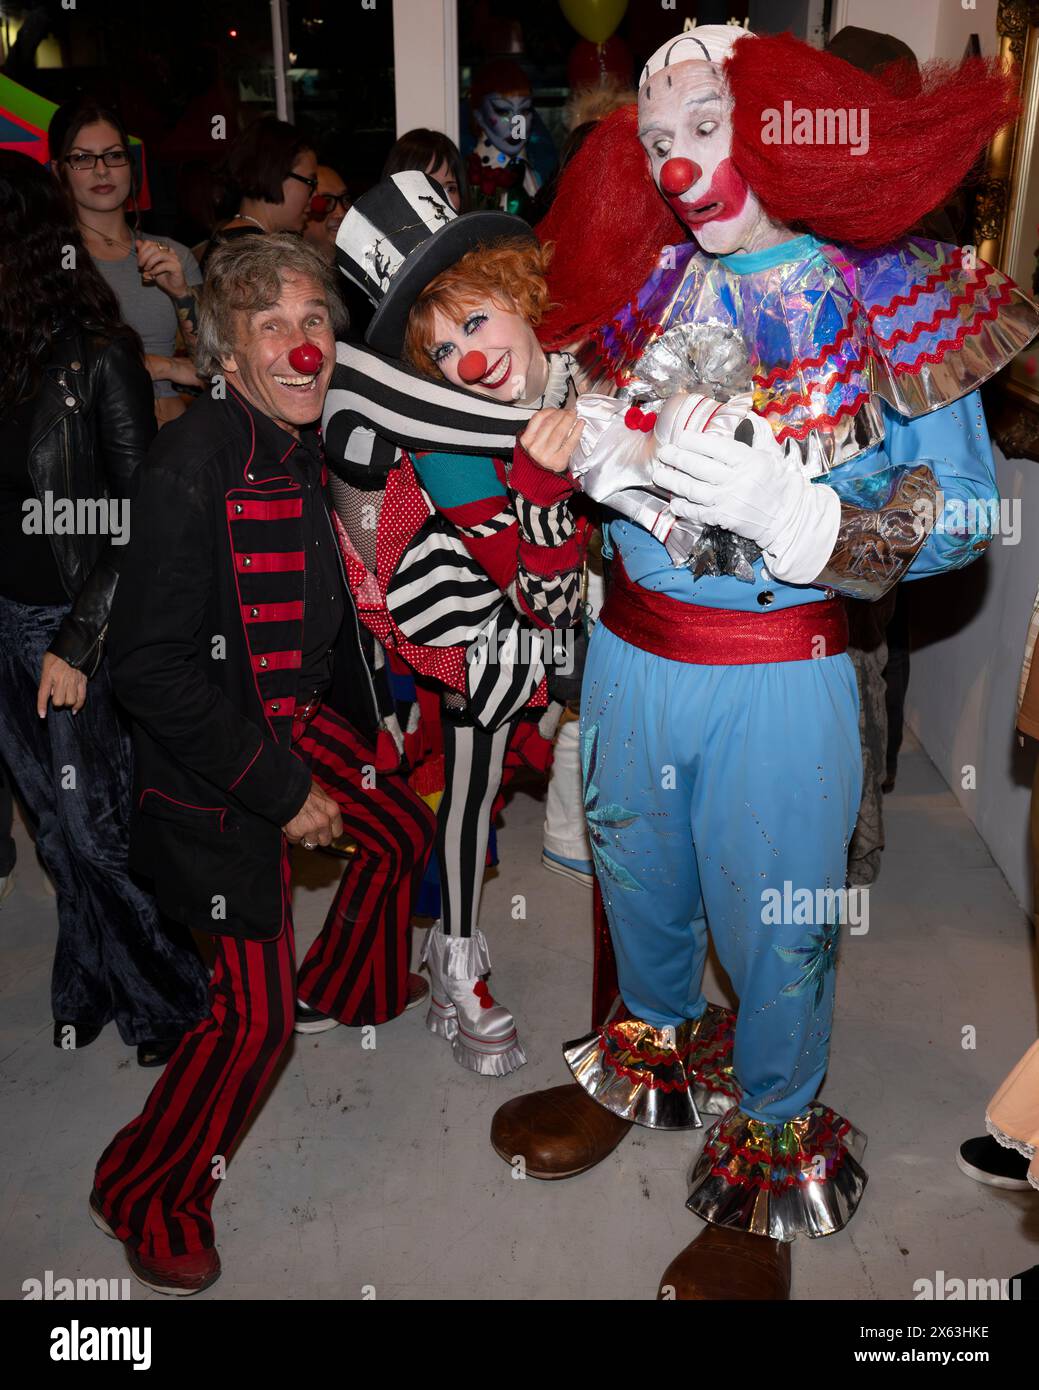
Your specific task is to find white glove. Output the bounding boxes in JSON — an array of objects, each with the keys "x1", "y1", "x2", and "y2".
[
  {"x1": 568, "y1": 395, "x2": 656, "y2": 498},
  {"x1": 652, "y1": 411, "x2": 841, "y2": 585},
  {"x1": 568, "y1": 390, "x2": 756, "y2": 498},
  {"x1": 592, "y1": 483, "x2": 702, "y2": 563}
]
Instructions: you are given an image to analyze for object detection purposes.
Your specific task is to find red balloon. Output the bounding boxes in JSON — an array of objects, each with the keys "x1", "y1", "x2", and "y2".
[
  {"x1": 458, "y1": 350, "x2": 488, "y2": 384},
  {"x1": 288, "y1": 342, "x2": 323, "y2": 374},
  {"x1": 566, "y1": 35, "x2": 632, "y2": 90},
  {"x1": 660, "y1": 157, "x2": 699, "y2": 196}
]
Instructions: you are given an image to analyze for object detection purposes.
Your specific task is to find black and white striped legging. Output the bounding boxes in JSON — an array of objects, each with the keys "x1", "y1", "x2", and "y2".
[{"x1": 437, "y1": 705, "x2": 518, "y2": 937}]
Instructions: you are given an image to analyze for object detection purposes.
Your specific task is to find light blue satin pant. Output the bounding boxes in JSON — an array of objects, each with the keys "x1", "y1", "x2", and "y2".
[{"x1": 581, "y1": 621, "x2": 862, "y2": 1124}]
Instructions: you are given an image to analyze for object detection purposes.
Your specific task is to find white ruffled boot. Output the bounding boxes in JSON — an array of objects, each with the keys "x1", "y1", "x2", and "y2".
[{"x1": 422, "y1": 925, "x2": 526, "y2": 1076}]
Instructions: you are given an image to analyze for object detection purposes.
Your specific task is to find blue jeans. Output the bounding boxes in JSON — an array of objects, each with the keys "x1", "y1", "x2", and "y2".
[{"x1": 0, "y1": 597, "x2": 209, "y2": 1044}]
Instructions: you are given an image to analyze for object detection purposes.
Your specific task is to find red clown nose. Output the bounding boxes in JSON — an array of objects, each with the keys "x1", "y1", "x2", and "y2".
[
  {"x1": 458, "y1": 350, "x2": 488, "y2": 384},
  {"x1": 660, "y1": 157, "x2": 700, "y2": 196},
  {"x1": 287, "y1": 342, "x2": 324, "y2": 374}
]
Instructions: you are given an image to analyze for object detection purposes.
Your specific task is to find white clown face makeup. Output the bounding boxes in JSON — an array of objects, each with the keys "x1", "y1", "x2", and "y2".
[
  {"x1": 475, "y1": 93, "x2": 533, "y2": 157},
  {"x1": 638, "y1": 59, "x2": 790, "y2": 257},
  {"x1": 426, "y1": 298, "x2": 548, "y2": 405}
]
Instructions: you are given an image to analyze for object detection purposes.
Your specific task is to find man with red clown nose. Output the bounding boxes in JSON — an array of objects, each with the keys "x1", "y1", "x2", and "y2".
[{"x1": 489, "y1": 24, "x2": 1039, "y2": 1299}]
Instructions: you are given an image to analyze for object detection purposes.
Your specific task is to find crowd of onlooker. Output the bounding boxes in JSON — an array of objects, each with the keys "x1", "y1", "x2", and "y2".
[{"x1": 0, "y1": 102, "x2": 580, "y2": 1064}]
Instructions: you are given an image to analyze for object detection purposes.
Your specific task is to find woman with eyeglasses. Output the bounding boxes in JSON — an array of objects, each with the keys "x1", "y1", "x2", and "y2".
[
  {"x1": 48, "y1": 100, "x2": 204, "y2": 427},
  {"x1": 198, "y1": 115, "x2": 318, "y2": 272},
  {"x1": 0, "y1": 151, "x2": 210, "y2": 1064},
  {"x1": 302, "y1": 164, "x2": 351, "y2": 263}
]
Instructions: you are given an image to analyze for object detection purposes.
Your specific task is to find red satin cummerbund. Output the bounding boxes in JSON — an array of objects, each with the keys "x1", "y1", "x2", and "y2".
[{"x1": 599, "y1": 560, "x2": 848, "y2": 666}]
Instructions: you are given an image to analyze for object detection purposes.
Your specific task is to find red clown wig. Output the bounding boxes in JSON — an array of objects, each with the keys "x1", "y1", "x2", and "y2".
[{"x1": 536, "y1": 31, "x2": 1017, "y2": 350}]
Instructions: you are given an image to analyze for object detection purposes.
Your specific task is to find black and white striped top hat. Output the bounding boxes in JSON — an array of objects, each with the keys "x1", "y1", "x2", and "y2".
[{"x1": 335, "y1": 170, "x2": 536, "y2": 357}]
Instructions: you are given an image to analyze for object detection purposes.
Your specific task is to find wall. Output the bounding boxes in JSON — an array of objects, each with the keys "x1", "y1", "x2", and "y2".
[
  {"x1": 830, "y1": 0, "x2": 999, "y2": 60},
  {"x1": 391, "y1": 0, "x2": 459, "y2": 143},
  {"x1": 905, "y1": 447, "x2": 1039, "y2": 912}
]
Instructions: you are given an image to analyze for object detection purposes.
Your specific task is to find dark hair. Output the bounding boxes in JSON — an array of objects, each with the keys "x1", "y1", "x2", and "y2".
[
  {"x1": 382, "y1": 128, "x2": 469, "y2": 210},
  {"x1": 0, "y1": 150, "x2": 138, "y2": 416},
  {"x1": 226, "y1": 115, "x2": 314, "y2": 204},
  {"x1": 47, "y1": 99, "x2": 138, "y2": 204}
]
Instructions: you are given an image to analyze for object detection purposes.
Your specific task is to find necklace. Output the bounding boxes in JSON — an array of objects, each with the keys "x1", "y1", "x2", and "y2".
[
  {"x1": 233, "y1": 211, "x2": 268, "y2": 232},
  {"x1": 79, "y1": 218, "x2": 133, "y2": 251}
]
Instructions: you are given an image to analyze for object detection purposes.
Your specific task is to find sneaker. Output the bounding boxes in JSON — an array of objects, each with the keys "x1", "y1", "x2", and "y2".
[
  {"x1": 126, "y1": 1244, "x2": 221, "y2": 1296},
  {"x1": 294, "y1": 1000, "x2": 339, "y2": 1035},
  {"x1": 541, "y1": 849, "x2": 594, "y2": 888},
  {"x1": 957, "y1": 1135, "x2": 1032, "y2": 1190},
  {"x1": 90, "y1": 1190, "x2": 220, "y2": 1296}
]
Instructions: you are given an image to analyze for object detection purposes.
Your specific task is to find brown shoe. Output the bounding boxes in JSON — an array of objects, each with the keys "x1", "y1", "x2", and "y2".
[
  {"x1": 658, "y1": 1224, "x2": 791, "y2": 1300},
  {"x1": 490, "y1": 1082, "x2": 632, "y2": 1179}
]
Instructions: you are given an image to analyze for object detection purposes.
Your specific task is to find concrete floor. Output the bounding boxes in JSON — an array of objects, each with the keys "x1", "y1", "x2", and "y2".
[{"x1": 1, "y1": 729, "x2": 1037, "y2": 1301}]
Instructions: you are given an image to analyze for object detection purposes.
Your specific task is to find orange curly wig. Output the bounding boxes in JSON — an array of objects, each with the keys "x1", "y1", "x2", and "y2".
[{"x1": 404, "y1": 237, "x2": 554, "y2": 376}]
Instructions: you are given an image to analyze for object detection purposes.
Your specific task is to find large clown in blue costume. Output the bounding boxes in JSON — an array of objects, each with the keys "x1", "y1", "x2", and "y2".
[{"x1": 489, "y1": 24, "x2": 1038, "y2": 1300}]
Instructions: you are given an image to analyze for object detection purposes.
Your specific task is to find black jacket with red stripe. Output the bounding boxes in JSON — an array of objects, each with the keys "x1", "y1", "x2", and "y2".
[{"x1": 108, "y1": 384, "x2": 381, "y2": 941}]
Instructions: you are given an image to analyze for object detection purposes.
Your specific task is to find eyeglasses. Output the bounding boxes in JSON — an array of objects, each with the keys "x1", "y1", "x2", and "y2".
[
  {"x1": 287, "y1": 171, "x2": 319, "y2": 194},
  {"x1": 65, "y1": 149, "x2": 130, "y2": 171},
  {"x1": 308, "y1": 191, "x2": 350, "y2": 218}
]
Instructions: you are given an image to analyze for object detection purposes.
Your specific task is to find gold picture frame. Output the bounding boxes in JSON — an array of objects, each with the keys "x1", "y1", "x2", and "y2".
[{"x1": 978, "y1": 0, "x2": 1039, "y2": 461}]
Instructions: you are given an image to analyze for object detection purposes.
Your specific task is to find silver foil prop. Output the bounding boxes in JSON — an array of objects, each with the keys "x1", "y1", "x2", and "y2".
[
  {"x1": 686, "y1": 1101, "x2": 869, "y2": 1240},
  {"x1": 562, "y1": 1003, "x2": 741, "y2": 1130},
  {"x1": 619, "y1": 319, "x2": 752, "y2": 406},
  {"x1": 620, "y1": 322, "x2": 763, "y2": 582}
]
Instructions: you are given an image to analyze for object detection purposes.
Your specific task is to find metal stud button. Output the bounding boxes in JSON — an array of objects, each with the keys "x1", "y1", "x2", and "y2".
[
  {"x1": 246, "y1": 472, "x2": 255, "y2": 482},
  {"x1": 70, "y1": 360, "x2": 81, "y2": 370},
  {"x1": 757, "y1": 590, "x2": 774, "y2": 607},
  {"x1": 242, "y1": 556, "x2": 252, "y2": 567},
  {"x1": 250, "y1": 607, "x2": 259, "y2": 618},
  {"x1": 234, "y1": 503, "x2": 243, "y2": 514},
  {"x1": 271, "y1": 702, "x2": 280, "y2": 713},
  {"x1": 64, "y1": 396, "x2": 76, "y2": 407},
  {"x1": 259, "y1": 657, "x2": 268, "y2": 668}
]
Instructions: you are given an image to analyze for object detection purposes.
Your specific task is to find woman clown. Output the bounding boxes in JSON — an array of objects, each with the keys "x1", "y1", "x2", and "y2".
[{"x1": 489, "y1": 25, "x2": 1039, "y2": 1299}]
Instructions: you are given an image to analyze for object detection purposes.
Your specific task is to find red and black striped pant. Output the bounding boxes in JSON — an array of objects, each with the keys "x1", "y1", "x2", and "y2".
[{"x1": 93, "y1": 706, "x2": 434, "y2": 1258}]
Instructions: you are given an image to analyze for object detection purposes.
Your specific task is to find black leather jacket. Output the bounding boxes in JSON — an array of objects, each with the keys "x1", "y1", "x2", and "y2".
[{"x1": 25, "y1": 323, "x2": 155, "y2": 675}]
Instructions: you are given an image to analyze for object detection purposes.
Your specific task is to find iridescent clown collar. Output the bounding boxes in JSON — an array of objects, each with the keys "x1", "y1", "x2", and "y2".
[{"x1": 578, "y1": 234, "x2": 1039, "y2": 477}]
